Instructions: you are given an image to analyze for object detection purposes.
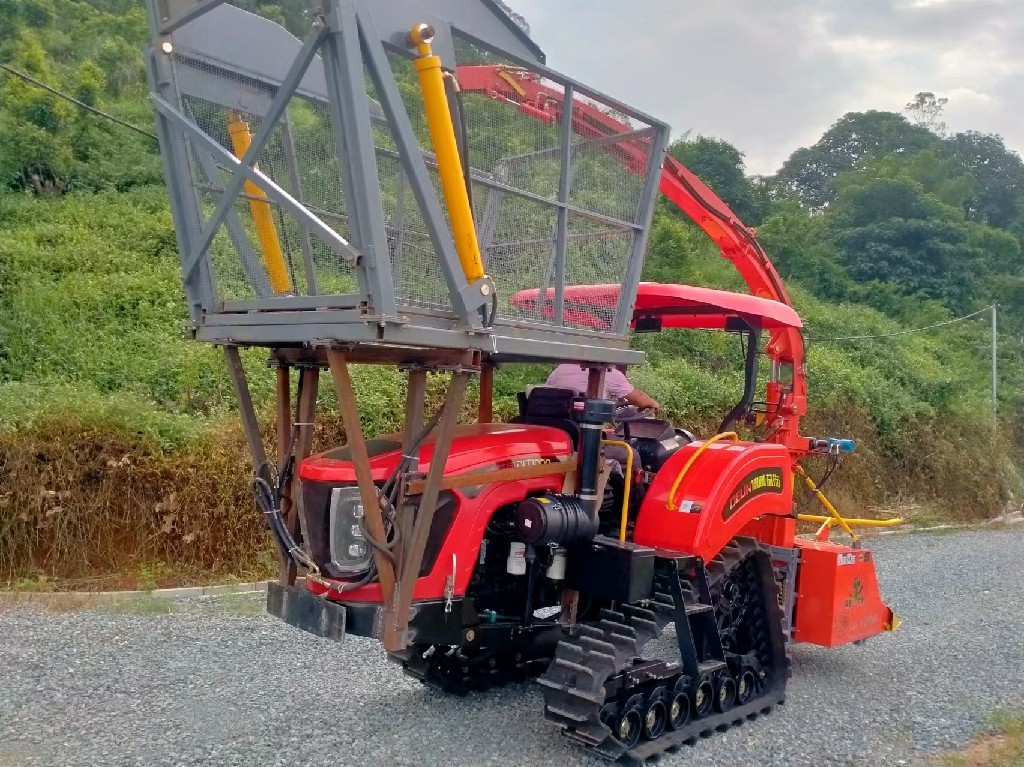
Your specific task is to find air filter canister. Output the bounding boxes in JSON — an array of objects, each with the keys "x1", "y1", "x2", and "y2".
[{"x1": 516, "y1": 494, "x2": 599, "y2": 547}]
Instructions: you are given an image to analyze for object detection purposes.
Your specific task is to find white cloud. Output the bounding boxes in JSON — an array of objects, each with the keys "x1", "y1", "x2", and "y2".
[{"x1": 506, "y1": 0, "x2": 1024, "y2": 174}]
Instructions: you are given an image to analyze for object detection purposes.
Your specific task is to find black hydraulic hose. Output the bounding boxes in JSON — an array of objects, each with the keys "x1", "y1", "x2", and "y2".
[
  {"x1": 718, "y1": 327, "x2": 761, "y2": 434},
  {"x1": 252, "y1": 472, "x2": 318, "y2": 573},
  {"x1": 443, "y1": 71, "x2": 474, "y2": 212},
  {"x1": 382, "y1": 405, "x2": 444, "y2": 499},
  {"x1": 360, "y1": 403, "x2": 445, "y2": 566},
  {"x1": 338, "y1": 564, "x2": 377, "y2": 592},
  {"x1": 257, "y1": 387, "x2": 448, "y2": 578},
  {"x1": 255, "y1": 464, "x2": 379, "y2": 591},
  {"x1": 360, "y1": 518, "x2": 399, "y2": 566}
]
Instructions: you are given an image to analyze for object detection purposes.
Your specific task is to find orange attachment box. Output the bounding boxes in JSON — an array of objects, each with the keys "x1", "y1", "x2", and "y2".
[{"x1": 792, "y1": 539, "x2": 896, "y2": 647}]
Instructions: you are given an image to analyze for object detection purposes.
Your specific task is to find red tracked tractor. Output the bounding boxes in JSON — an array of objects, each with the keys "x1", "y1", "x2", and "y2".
[{"x1": 146, "y1": 0, "x2": 899, "y2": 760}]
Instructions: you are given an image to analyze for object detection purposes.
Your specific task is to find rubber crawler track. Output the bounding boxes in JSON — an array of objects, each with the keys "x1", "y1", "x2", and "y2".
[
  {"x1": 400, "y1": 644, "x2": 555, "y2": 695},
  {"x1": 537, "y1": 538, "x2": 790, "y2": 762}
]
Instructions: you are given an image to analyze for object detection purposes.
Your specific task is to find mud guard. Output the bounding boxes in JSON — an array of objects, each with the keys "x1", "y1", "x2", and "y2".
[{"x1": 633, "y1": 440, "x2": 793, "y2": 562}]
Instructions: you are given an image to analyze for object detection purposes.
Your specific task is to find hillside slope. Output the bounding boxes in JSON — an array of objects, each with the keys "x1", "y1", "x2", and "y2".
[{"x1": 1, "y1": 1, "x2": 1022, "y2": 583}]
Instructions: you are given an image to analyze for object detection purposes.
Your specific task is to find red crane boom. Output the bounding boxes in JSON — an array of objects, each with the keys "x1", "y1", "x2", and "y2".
[{"x1": 456, "y1": 65, "x2": 808, "y2": 454}]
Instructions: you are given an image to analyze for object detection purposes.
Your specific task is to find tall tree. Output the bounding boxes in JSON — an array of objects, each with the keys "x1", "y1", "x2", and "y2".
[
  {"x1": 947, "y1": 131, "x2": 1024, "y2": 229},
  {"x1": 841, "y1": 148, "x2": 976, "y2": 211},
  {"x1": 774, "y1": 111, "x2": 939, "y2": 209},
  {"x1": 668, "y1": 136, "x2": 762, "y2": 223},
  {"x1": 904, "y1": 91, "x2": 948, "y2": 136},
  {"x1": 827, "y1": 177, "x2": 982, "y2": 308}
]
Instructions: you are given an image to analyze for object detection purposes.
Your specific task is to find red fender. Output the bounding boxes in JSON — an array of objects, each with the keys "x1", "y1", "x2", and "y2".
[{"x1": 633, "y1": 441, "x2": 793, "y2": 562}]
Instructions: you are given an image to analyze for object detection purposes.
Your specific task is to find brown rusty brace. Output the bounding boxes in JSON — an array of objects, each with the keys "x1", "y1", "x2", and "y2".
[
  {"x1": 275, "y1": 366, "x2": 293, "y2": 583},
  {"x1": 224, "y1": 342, "x2": 590, "y2": 650},
  {"x1": 225, "y1": 347, "x2": 320, "y2": 586},
  {"x1": 391, "y1": 371, "x2": 470, "y2": 649},
  {"x1": 326, "y1": 350, "x2": 399, "y2": 614}
]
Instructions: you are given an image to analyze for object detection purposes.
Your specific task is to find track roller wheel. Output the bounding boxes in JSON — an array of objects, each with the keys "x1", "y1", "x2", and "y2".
[
  {"x1": 693, "y1": 677, "x2": 714, "y2": 719},
  {"x1": 667, "y1": 677, "x2": 691, "y2": 731},
  {"x1": 736, "y1": 670, "x2": 756, "y2": 706},
  {"x1": 643, "y1": 688, "x2": 668, "y2": 740},
  {"x1": 714, "y1": 673, "x2": 736, "y2": 713},
  {"x1": 614, "y1": 695, "x2": 644, "y2": 749}
]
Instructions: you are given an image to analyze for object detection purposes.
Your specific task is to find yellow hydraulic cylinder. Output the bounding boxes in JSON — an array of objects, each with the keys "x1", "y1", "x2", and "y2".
[
  {"x1": 226, "y1": 112, "x2": 293, "y2": 295},
  {"x1": 409, "y1": 24, "x2": 485, "y2": 283}
]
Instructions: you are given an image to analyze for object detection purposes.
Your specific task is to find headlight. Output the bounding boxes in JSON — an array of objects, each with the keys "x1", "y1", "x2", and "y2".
[{"x1": 328, "y1": 486, "x2": 373, "y2": 576}]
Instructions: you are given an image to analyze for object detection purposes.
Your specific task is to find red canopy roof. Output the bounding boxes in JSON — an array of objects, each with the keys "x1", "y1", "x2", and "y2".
[{"x1": 510, "y1": 282, "x2": 802, "y2": 331}]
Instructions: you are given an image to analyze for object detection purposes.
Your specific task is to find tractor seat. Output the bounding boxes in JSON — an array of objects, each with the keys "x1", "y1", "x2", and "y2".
[{"x1": 510, "y1": 386, "x2": 580, "y2": 449}]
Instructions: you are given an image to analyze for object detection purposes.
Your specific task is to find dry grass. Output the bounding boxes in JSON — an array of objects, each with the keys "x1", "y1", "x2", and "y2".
[
  {"x1": 0, "y1": 592, "x2": 98, "y2": 614},
  {"x1": 799, "y1": 407, "x2": 1017, "y2": 524},
  {"x1": 0, "y1": 413, "x2": 271, "y2": 582},
  {"x1": 938, "y1": 712, "x2": 1024, "y2": 767},
  {"x1": 0, "y1": 402, "x2": 1018, "y2": 583}
]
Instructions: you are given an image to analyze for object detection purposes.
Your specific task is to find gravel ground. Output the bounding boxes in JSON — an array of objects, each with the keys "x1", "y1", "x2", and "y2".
[{"x1": 2, "y1": 526, "x2": 1023, "y2": 767}]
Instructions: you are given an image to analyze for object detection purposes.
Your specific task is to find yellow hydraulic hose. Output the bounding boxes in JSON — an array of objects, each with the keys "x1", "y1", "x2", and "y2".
[
  {"x1": 665, "y1": 432, "x2": 739, "y2": 510},
  {"x1": 226, "y1": 112, "x2": 292, "y2": 295},
  {"x1": 602, "y1": 440, "x2": 634, "y2": 542},
  {"x1": 409, "y1": 23, "x2": 485, "y2": 283}
]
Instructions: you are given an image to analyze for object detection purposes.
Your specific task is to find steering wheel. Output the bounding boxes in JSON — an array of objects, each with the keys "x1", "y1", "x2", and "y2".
[
  {"x1": 613, "y1": 403, "x2": 657, "y2": 423},
  {"x1": 610, "y1": 401, "x2": 659, "y2": 436}
]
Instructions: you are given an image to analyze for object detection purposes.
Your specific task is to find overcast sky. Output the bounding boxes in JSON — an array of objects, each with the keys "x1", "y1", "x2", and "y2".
[{"x1": 507, "y1": 0, "x2": 1024, "y2": 175}]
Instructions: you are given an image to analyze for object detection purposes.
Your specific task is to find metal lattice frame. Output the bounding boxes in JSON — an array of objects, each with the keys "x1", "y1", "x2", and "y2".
[{"x1": 145, "y1": 0, "x2": 668, "y2": 366}]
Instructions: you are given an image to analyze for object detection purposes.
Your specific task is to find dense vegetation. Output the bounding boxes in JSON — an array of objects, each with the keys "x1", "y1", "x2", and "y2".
[{"x1": 2, "y1": 0, "x2": 1023, "y2": 585}]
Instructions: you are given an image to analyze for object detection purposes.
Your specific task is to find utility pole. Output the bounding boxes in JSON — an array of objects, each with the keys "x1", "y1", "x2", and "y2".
[{"x1": 991, "y1": 304, "x2": 998, "y2": 421}]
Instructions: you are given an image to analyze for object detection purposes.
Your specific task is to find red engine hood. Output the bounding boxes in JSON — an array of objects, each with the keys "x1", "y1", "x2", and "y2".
[{"x1": 299, "y1": 423, "x2": 573, "y2": 483}]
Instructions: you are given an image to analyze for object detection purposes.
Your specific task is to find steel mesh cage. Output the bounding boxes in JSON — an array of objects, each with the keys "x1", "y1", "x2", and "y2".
[{"x1": 146, "y1": 0, "x2": 668, "y2": 357}]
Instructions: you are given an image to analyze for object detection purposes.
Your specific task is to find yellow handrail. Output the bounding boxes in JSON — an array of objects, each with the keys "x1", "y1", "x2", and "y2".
[
  {"x1": 665, "y1": 432, "x2": 739, "y2": 510},
  {"x1": 226, "y1": 112, "x2": 293, "y2": 295},
  {"x1": 409, "y1": 24, "x2": 485, "y2": 283},
  {"x1": 602, "y1": 440, "x2": 634, "y2": 542},
  {"x1": 796, "y1": 514, "x2": 904, "y2": 528}
]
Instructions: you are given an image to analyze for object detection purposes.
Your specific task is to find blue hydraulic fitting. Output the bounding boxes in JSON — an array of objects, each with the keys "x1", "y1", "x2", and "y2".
[{"x1": 811, "y1": 438, "x2": 856, "y2": 453}]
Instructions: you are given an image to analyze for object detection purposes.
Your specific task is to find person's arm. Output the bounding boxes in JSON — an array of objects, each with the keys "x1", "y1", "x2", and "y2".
[
  {"x1": 623, "y1": 387, "x2": 660, "y2": 411},
  {"x1": 606, "y1": 369, "x2": 660, "y2": 412}
]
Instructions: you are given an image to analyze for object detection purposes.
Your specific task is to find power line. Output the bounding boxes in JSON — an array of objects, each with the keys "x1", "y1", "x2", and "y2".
[
  {"x1": 810, "y1": 305, "x2": 995, "y2": 343},
  {"x1": 0, "y1": 62, "x2": 158, "y2": 141}
]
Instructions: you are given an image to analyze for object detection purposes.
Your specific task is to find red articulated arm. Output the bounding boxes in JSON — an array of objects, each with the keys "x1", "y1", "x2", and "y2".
[
  {"x1": 659, "y1": 155, "x2": 807, "y2": 453},
  {"x1": 456, "y1": 65, "x2": 808, "y2": 455}
]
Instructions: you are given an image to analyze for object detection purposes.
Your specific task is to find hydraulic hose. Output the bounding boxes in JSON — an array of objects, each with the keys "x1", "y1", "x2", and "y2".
[
  {"x1": 718, "y1": 328, "x2": 760, "y2": 434},
  {"x1": 254, "y1": 383, "x2": 448, "y2": 586},
  {"x1": 252, "y1": 469, "x2": 319, "y2": 575},
  {"x1": 443, "y1": 71, "x2": 474, "y2": 213},
  {"x1": 664, "y1": 432, "x2": 739, "y2": 510}
]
